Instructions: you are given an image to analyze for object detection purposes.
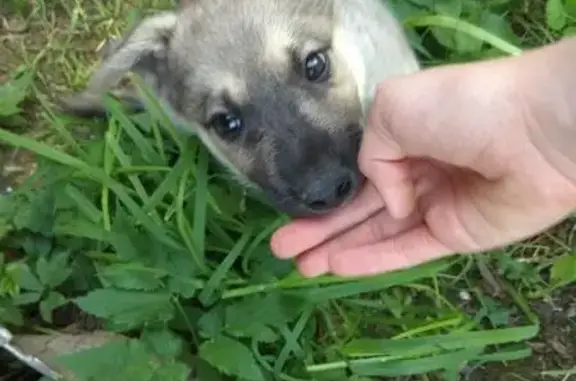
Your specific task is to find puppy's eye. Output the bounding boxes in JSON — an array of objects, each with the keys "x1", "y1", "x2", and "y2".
[
  {"x1": 210, "y1": 112, "x2": 244, "y2": 136},
  {"x1": 303, "y1": 51, "x2": 330, "y2": 82}
]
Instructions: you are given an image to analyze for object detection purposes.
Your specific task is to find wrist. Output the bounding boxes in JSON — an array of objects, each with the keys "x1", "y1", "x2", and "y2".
[{"x1": 512, "y1": 38, "x2": 576, "y2": 202}]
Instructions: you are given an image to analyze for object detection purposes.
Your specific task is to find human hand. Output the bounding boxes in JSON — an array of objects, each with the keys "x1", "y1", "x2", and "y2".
[{"x1": 270, "y1": 51, "x2": 576, "y2": 278}]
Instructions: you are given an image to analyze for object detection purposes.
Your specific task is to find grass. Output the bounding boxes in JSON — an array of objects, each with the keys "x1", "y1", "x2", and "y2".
[{"x1": 1, "y1": 0, "x2": 576, "y2": 381}]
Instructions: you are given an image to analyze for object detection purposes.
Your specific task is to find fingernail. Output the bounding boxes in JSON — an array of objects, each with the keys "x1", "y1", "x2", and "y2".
[
  {"x1": 297, "y1": 253, "x2": 329, "y2": 277},
  {"x1": 269, "y1": 234, "x2": 295, "y2": 259}
]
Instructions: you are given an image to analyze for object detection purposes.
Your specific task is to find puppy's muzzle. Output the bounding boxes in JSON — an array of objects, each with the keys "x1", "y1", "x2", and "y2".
[{"x1": 297, "y1": 166, "x2": 359, "y2": 212}]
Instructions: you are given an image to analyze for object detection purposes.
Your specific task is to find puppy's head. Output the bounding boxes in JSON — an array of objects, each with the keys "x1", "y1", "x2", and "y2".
[{"x1": 62, "y1": 0, "x2": 418, "y2": 217}]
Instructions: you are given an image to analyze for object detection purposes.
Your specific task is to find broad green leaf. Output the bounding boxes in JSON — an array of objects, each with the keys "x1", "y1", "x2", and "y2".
[
  {"x1": 141, "y1": 328, "x2": 185, "y2": 359},
  {"x1": 0, "y1": 68, "x2": 33, "y2": 117},
  {"x1": 55, "y1": 338, "x2": 189, "y2": 381},
  {"x1": 19, "y1": 186, "x2": 57, "y2": 235},
  {"x1": 550, "y1": 254, "x2": 576, "y2": 285},
  {"x1": 248, "y1": 248, "x2": 295, "y2": 282},
  {"x1": 74, "y1": 289, "x2": 175, "y2": 328},
  {"x1": 191, "y1": 357, "x2": 225, "y2": 381},
  {"x1": 566, "y1": 0, "x2": 576, "y2": 17},
  {"x1": 433, "y1": 0, "x2": 462, "y2": 16},
  {"x1": 199, "y1": 335, "x2": 265, "y2": 381},
  {"x1": 36, "y1": 251, "x2": 73, "y2": 288},
  {"x1": 0, "y1": 263, "x2": 20, "y2": 297},
  {"x1": 106, "y1": 209, "x2": 200, "y2": 279},
  {"x1": 15, "y1": 264, "x2": 44, "y2": 292},
  {"x1": 0, "y1": 298, "x2": 24, "y2": 325},
  {"x1": 53, "y1": 219, "x2": 110, "y2": 241},
  {"x1": 224, "y1": 293, "x2": 307, "y2": 340},
  {"x1": 563, "y1": 26, "x2": 576, "y2": 36},
  {"x1": 228, "y1": 323, "x2": 278, "y2": 343},
  {"x1": 546, "y1": 0, "x2": 567, "y2": 30},
  {"x1": 148, "y1": 362, "x2": 190, "y2": 381},
  {"x1": 22, "y1": 235, "x2": 53, "y2": 258},
  {"x1": 98, "y1": 264, "x2": 166, "y2": 291},
  {"x1": 107, "y1": 209, "x2": 153, "y2": 261},
  {"x1": 165, "y1": 276, "x2": 201, "y2": 298},
  {"x1": 12, "y1": 291, "x2": 43, "y2": 305},
  {"x1": 0, "y1": 193, "x2": 16, "y2": 217},
  {"x1": 168, "y1": 305, "x2": 204, "y2": 332},
  {"x1": 39, "y1": 291, "x2": 68, "y2": 323},
  {"x1": 198, "y1": 306, "x2": 226, "y2": 339}
]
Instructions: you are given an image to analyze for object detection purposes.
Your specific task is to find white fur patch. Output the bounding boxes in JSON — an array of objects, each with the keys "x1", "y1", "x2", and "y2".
[
  {"x1": 333, "y1": 0, "x2": 420, "y2": 123},
  {"x1": 333, "y1": 24, "x2": 367, "y2": 115}
]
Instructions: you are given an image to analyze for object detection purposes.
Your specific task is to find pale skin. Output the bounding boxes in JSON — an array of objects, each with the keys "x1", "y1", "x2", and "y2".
[{"x1": 270, "y1": 37, "x2": 576, "y2": 278}]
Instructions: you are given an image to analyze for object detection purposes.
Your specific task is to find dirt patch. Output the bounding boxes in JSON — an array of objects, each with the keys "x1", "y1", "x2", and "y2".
[
  {"x1": 467, "y1": 285, "x2": 576, "y2": 381},
  {"x1": 0, "y1": 5, "x2": 99, "y2": 195}
]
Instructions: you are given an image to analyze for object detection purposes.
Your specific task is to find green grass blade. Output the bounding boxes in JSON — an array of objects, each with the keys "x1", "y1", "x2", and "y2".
[
  {"x1": 475, "y1": 345, "x2": 532, "y2": 364},
  {"x1": 104, "y1": 122, "x2": 162, "y2": 223},
  {"x1": 350, "y1": 347, "x2": 484, "y2": 377},
  {"x1": 199, "y1": 229, "x2": 253, "y2": 305},
  {"x1": 101, "y1": 95, "x2": 163, "y2": 165},
  {"x1": 404, "y1": 14, "x2": 523, "y2": 56},
  {"x1": 0, "y1": 128, "x2": 181, "y2": 250},
  {"x1": 64, "y1": 184, "x2": 102, "y2": 223},
  {"x1": 302, "y1": 259, "x2": 453, "y2": 302},
  {"x1": 192, "y1": 147, "x2": 209, "y2": 260},
  {"x1": 342, "y1": 325, "x2": 539, "y2": 358}
]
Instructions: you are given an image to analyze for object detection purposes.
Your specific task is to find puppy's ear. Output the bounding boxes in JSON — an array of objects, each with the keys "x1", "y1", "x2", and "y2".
[
  {"x1": 86, "y1": 11, "x2": 178, "y2": 93},
  {"x1": 58, "y1": 11, "x2": 178, "y2": 118}
]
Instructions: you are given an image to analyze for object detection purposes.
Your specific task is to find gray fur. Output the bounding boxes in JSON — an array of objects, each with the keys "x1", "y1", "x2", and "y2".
[{"x1": 59, "y1": 0, "x2": 420, "y2": 217}]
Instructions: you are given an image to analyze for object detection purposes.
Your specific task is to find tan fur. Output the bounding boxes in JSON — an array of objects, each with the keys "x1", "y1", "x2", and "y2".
[{"x1": 58, "y1": 0, "x2": 420, "y2": 217}]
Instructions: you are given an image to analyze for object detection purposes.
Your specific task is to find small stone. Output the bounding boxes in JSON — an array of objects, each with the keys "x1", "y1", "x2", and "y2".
[{"x1": 459, "y1": 290, "x2": 471, "y2": 301}]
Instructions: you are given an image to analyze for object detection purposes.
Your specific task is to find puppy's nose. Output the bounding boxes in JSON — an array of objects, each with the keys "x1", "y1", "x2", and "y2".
[{"x1": 300, "y1": 170, "x2": 357, "y2": 211}]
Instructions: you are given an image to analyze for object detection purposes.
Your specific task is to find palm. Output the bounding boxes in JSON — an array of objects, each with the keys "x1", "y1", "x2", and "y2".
[
  {"x1": 271, "y1": 163, "x2": 481, "y2": 277},
  {"x1": 271, "y1": 156, "x2": 573, "y2": 277}
]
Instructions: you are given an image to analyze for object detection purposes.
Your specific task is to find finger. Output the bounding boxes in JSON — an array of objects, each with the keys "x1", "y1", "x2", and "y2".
[
  {"x1": 359, "y1": 150, "x2": 415, "y2": 220},
  {"x1": 271, "y1": 160, "x2": 441, "y2": 259},
  {"x1": 270, "y1": 182, "x2": 385, "y2": 258},
  {"x1": 295, "y1": 210, "x2": 421, "y2": 277},
  {"x1": 291, "y1": 172, "x2": 441, "y2": 278},
  {"x1": 295, "y1": 249, "x2": 330, "y2": 278},
  {"x1": 327, "y1": 225, "x2": 454, "y2": 277},
  {"x1": 358, "y1": 84, "x2": 417, "y2": 220}
]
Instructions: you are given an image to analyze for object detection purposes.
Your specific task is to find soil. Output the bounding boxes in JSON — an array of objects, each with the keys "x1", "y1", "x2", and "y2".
[{"x1": 467, "y1": 285, "x2": 576, "y2": 381}]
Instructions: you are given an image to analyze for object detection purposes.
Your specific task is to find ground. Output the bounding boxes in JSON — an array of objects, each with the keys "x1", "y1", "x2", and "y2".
[
  {"x1": 1, "y1": 0, "x2": 575, "y2": 380},
  {"x1": 468, "y1": 285, "x2": 576, "y2": 381}
]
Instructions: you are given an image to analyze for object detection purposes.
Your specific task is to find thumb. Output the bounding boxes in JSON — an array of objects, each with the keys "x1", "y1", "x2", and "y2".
[
  {"x1": 358, "y1": 65, "x2": 469, "y2": 218},
  {"x1": 358, "y1": 79, "x2": 423, "y2": 220},
  {"x1": 358, "y1": 125, "x2": 415, "y2": 220}
]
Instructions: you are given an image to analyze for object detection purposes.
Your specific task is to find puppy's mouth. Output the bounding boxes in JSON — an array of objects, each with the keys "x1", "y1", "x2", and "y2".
[{"x1": 264, "y1": 172, "x2": 364, "y2": 218}]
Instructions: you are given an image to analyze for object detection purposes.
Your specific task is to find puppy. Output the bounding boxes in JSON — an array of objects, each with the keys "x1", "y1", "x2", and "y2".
[{"x1": 60, "y1": 0, "x2": 420, "y2": 217}]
